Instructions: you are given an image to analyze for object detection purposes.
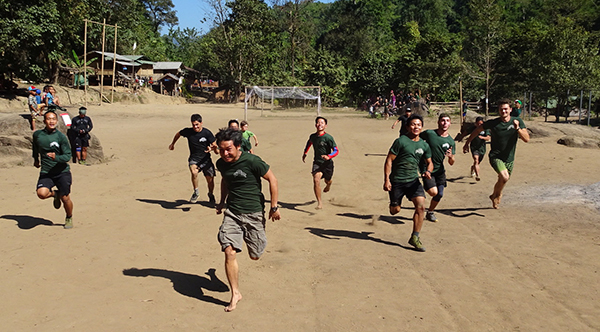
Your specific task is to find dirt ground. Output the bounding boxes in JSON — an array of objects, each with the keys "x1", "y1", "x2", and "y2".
[{"x1": 0, "y1": 102, "x2": 599, "y2": 331}]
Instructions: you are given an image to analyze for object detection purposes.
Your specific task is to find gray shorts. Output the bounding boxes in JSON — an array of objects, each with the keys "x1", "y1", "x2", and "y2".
[{"x1": 218, "y1": 209, "x2": 267, "y2": 259}]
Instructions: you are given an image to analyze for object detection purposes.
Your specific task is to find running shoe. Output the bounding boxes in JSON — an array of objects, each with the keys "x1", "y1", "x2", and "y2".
[
  {"x1": 64, "y1": 217, "x2": 73, "y2": 229},
  {"x1": 471, "y1": 170, "x2": 476, "y2": 178},
  {"x1": 208, "y1": 193, "x2": 216, "y2": 204},
  {"x1": 53, "y1": 190, "x2": 61, "y2": 209},
  {"x1": 190, "y1": 191, "x2": 199, "y2": 203},
  {"x1": 408, "y1": 235, "x2": 426, "y2": 252},
  {"x1": 426, "y1": 211, "x2": 438, "y2": 222}
]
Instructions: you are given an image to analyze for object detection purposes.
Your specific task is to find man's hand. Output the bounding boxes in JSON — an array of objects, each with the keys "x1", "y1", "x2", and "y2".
[
  {"x1": 321, "y1": 155, "x2": 330, "y2": 161},
  {"x1": 463, "y1": 144, "x2": 470, "y2": 154},
  {"x1": 216, "y1": 202, "x2": 225, "y2": 215},
  {"x1": 168, "y1": 143, "x2": 175, "y2": 150},
  {"x1": 383, "y1": 180, "x2": 392, "y2": 192},
  {"x1": 46, "y1": 152, "x2": 56, "y2": 160},
  {"x1": 422, "y1": 170, "x2": 432, "y2": 180},
  {"x1": 34, "y1": 160, "x2": 40, "y2": 168},
  {"x1": 269, "y1": 209, "x2": 281, "y2": 221},
  {"x1": 302, "y1": 154, "x2": 307, "y2": 163},
  {"x1": 513, "y1": 119, "x2": 520, "y2": 129}
]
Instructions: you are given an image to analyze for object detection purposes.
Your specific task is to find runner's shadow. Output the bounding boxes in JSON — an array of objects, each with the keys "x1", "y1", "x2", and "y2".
[
  {"x1": 123, "y1": 268, "x2": 229, "y2": 306},
  {"x1": 337, "y1": 212, "x2": 407, "y2": 225},
  {"x1": 1, "y1": 214, "x2": 57, "y2": 229},
  {"x1": 278, "y1": 200, "x2": 316, "y2": 215},
  {"x1": 305, "y1": 227, "x2": 417, "y2": 251},
  {"x1": 364, "y1": 153, "x2": 387, "y2": 157},
  {"x1": 447, "y1": 176, "x2": 469, "y2": 183},
  {"x1": 435, "y1": 207, "x2": 491, "y2": 218},
  {"x1": 136, "y1": 198, "x2": 192, "y2": 211}
]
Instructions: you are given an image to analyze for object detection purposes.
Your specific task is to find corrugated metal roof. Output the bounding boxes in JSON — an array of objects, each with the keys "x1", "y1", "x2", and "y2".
[{"x1": 154, "y1": 62, "x2": 183, "y2": 70}]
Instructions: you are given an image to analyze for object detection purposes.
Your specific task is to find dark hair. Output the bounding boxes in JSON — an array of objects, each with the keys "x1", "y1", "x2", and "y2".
[
  {"x1": 407, "y1": 114, "x2": 423, "y2": 126},
  {"x1": 240, "y1": 120, "x2": 248, "y2": 127},
  {"x1": 191, "y1": 114, "x2": 202, "y2": 123},
  {"x1": 438, "y1": 113, "x2": 450, "y2": 121},
  {"x1": 315, "y1": 116, "x2": 327, "y2": 124},
  {"x1": 216, "y1": 128, "x2": 242, "y2": 147},
  {"x1": 44, "y1": 110, "x2": 57, "y2": 120},
  {"x1": 498, "y1": 98, "x2": 512, "y2": 107},
  {"x1": 228, "y1": 119, "x2": 239, "y2": 128},
  {"x1": 475, "y1": 116, "x2": 484, "y2": 123}
]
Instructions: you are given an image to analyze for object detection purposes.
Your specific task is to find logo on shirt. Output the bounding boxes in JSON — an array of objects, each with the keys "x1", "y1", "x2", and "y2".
[
  {"x1": 442, "y1": 143, "x2": 450, "y2": 150},
  {"x1": 233, "y1": 169, "x2": 247, "y2": 178},
  {"x1": 508, "y1": 124, "x2": 515, "y2": 130},
  {"x1": 415, "y1": 148, "x2": 424, "y2": 155},
  {"x1": 199, "y1": 137, "x2": 207, "y2": 142},
  {"x1": 50, "y1": 141, "x2": 60, "y2": 149}
]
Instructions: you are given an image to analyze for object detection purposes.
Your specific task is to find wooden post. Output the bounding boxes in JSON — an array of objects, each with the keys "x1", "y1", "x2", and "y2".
[
  {"x1": 459, "y1": 77, "x2": 463, "y2": 126},
  {"x1": 84, "y1": 19, "x2": 88, "y2": 107},
  {"x1": 100, "y1": 18, "x2": 106, "y2": 106},
  {"x1": 111, "y1": 24, "x2": 117, "y2": 103},
  {"x1": 244, "y1": 86, "x2": 248, "y2": 121}
]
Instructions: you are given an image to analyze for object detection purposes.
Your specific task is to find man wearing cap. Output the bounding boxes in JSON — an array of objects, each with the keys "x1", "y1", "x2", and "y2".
[
  {"x1": 511, "y1": 100, "x2": 523, "y2": 117},
  {"x1": 391, "y1": 106, "x2": 413, "y2": 136},
  {"x1": 71, "y1": 107, "x2": 93, "y2": 165},
  {"x1": 27, "y1": 87, "x2": 42, "y2": 130}
]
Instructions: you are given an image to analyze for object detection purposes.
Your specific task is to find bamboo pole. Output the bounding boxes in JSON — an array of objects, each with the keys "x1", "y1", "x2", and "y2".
[
  {"x1": 100, "y1": 18, "x2": 106, "y2": 106},
  {"x1": 111, "y1": 24, "x2": 117, "y2": 103},
  {"x1": 84, "y1": 19, "x2": 88, "y2": 107}
]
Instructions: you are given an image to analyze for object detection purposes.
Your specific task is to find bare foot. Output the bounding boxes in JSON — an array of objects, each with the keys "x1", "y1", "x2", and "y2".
[
  {"x1": 489, "y1": 194, "x2": 499, "y2": 209},
  {"x1": 315, "y1": 205, "x2": 323, "y2": 210},
  {"x1": 224, "y1": 292, "x2": 242, "y2": 312},
  {"x1": 323, "y1": 182, "x2": 332, "y2": 193}
]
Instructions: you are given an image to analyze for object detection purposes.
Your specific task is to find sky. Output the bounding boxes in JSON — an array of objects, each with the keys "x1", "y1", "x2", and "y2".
[{"x1": 166, "y1": 0, "x2": 335, "y2": 35}]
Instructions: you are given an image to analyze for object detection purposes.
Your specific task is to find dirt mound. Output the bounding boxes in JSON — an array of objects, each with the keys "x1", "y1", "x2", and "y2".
[{"x1": 0, "y1": 112, "x2": 106, "y2": 168}]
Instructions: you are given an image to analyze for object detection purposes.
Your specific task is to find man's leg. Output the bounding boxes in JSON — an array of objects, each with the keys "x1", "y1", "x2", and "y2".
[
  {"x1": 62, "y1": 194, "x2": 74, "y2": 229},
  {"x1": 313, "y1": 172, "x2": 324, "y2": 209},
  {"x1": 224, "y1": 245, "x2": 242, "y2": 312},
  {"x1": 490, "y1": 170, "x2": 510, "y2": 209},
  {"x1": 81, "y1": 146, "x2": 88, "y2": 162},
  {"x1": 205, "y1": 175, "x2": 215, "y2": 204},
  {"x1": 408, "y1": 196, "x2": 426, "y2": 251},
  {"x1": 473, "y1": 155, "x2": 481, "y2": 180},
  {"x1": 189, "y1": 164, "x2": 200, "y2": 203},
  {"x1": 323, "y1": 179, "x2": 333, "y2": 193}
]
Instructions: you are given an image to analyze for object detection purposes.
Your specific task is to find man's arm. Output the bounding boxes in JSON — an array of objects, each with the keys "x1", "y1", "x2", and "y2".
[
  {"x1": 52, "y1": 134, "x2": 72, "y2": 163},
  {"x1": 262, "y1": 169, "x2": 280, "y2": 221},
  {"x1": 321, "y1": 146, "x2": 338, "y2": 161},
  {"x1": 383, "y1": 152, "x2": 396, "y2": 191},
  {"x1": 32, "y1": 133, "x2": 40, "y2": 168},
  {"x1": 168, "y1": 132, "x2": 181, "y2": 150},
  {"x1": 462, "y1": 124, "x2": 484, "y2": 153},
  {"x1": 514, "y1": 119, "x2": 530, "y2": 143},
  {"x1": 422, "y1": 157, "x2": 433, "y2": 179},
  {"x1": 252, "y1": 133, "x2": 259, "y2": 146},
  {"x1": 302, "y1": 139, "x2": 312, "y2": 163},
  {"x1": 391, "y1": 119, "x2": 401, "y2": 129},
  {"x1": 87, "y1": 118, "x2": 93, "y2": 133},
  {"x1": 216, "y1": 178, "x2": 229, "y2": 214}
]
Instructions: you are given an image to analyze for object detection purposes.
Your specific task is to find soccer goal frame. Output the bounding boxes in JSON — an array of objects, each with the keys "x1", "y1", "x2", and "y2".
[{"x1": 244, "y1": 86, "x2": 321, "y2": 120}]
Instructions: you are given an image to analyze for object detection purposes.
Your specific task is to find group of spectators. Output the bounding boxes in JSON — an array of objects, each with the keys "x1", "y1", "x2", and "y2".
[
  {"x1": 362, "y1": 90, "x2": 432, "y2": 119},
  {"x1": 27, "y1": 85, "x2": 61, "y2": 130}
]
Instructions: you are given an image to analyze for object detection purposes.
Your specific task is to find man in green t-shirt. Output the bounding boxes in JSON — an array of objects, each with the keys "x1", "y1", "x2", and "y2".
[
  {"x1": 32, "y1": 111, "x2": 74, "y2": 229},
  {"x1": 463, "y1": 99, "x2": 530, "y2": 209},
  {"x1": 511, "y1": 100, "x2": 523, "y2": 118},
  {"x1": 228, "y1": 119, "x2": 253, "y2": 153},
  {"x1": 469, "y1": 116, "x2": 490, "y2": 181},
  {"x1": 420, "y1": 113, "x2": 456, "y2": 222},
  {"x1": 302, "y1": 116, "x2": 339, "y2": 210},
  {"x1": 215, "y1": 128, "x2": 280, "y2": 312},
  {"x1": 384, "y1": 114, "x2": 433, "y2": 252}
]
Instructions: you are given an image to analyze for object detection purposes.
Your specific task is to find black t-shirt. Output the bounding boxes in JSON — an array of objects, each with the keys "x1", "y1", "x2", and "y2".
[
  {"x1": 179, "y1": 127, "x2": 215, "y2": 163},
  {"x1": 397, "y1": 115, "x2": 409, "y2": 136}
]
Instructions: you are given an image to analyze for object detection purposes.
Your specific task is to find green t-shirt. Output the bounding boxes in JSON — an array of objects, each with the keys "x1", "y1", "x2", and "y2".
[
  {"x1": 484, "y1": 117, "x2": 526, "y2": 163},
  {"x1": 240, "y1": 138, "x2": 252, "y2": 152},
  {"x1": 216, "y1": 152, "x2": 270, "y2": 214},
  {"x1": 305, "y1": 132, "x2": 337, "y2": 165},
  {"x1": 510, "y1": 107, "x2": 522, "y2": 118},
  {"x1": 388, "y1": 135, "x2": 431, "y2": 183},
  {"x1": 242, "y1": 130, "x2": 254, "y2": 140},
  {"x1": 470, "y1": 129, "x2": 490, "y2": 156},
  {"x1": 32, "y1": 128, "x2": 71, "y2": 174},
  {"x1": 420, "y1": 129, "x2": 455, "y2": 175}
]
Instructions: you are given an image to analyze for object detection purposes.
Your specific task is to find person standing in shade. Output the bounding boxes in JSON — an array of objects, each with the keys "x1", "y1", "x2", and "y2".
[
  {"x1": 71, "y1": 107, "x2": 93, "y2": 165},
  {"x1": 384, "y1": 114, "x2": 433, "y2": 251},
  {"x1": 33, "y1": 111, "x2": 75, "y2": 229},
  {"x1": 169, "y1": 114, "x2": 217, "y2": 204},
  {"x1": 215, "y1": 128, "x2": 280, "y2": 312},
  {"x1": 511, "y1": 100, "x2": 523, "y2": 117},
  {"x1": 469, "y1": 116, "x2": 490, "y2": 181},
  {"x1": 302, "y1": 116, "x2": 339, "y2": 210},
  {"x1": 463, "y1": 99, "x2": 530, "y2": 209},
  {"x1": 420, "y1": 113, "x2": 455, "y2": 222},
  {"x1": 28, "y1": 87, "x2": 42, "y2": 130}
]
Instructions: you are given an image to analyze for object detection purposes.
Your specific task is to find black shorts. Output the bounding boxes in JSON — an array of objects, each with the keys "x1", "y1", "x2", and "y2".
[
  {"x1": 312, "y1": 160, "x2": 334, "y2": 181},
  {"x1": 423, "y1": 171, "x2": 447, "y2": 191},
  {"x1": 388, "y1": 179, "x2": 425, "y2": 207},
  {"x1": 189, "y1": 158, "x2": 216, "y2": 177},
  {"x1": 74, "y1": 135, "x2": 90, "y2": 148},
  {"x1": 37, "y1": 171, "x2": 72, "y2": 196}
]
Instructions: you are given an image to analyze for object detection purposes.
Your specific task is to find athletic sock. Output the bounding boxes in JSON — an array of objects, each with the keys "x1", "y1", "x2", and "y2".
[
  {"x1": 194, "y1": 188, "x2": 199, "y2": 194},
  {"x1": 412, "y1": 232, "x2": 419, "y2": 237}
]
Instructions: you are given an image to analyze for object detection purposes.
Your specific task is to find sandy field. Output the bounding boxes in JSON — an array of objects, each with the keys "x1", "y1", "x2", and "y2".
[{"x1": 1, "y1": 102, "x2": 599, "y2": 331}]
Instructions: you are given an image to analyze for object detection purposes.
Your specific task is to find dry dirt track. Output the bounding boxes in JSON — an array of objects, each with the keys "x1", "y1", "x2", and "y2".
[{"x1": 1, "y1": 103, "x2": 599, "y2": 331}]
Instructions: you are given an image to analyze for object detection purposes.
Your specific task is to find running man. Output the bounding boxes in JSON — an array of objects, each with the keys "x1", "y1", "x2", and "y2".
[
  {"x1": 469, "y1": 116, "x2": 490, "y2": 181},
  {"x1": 215, "y1": 128, "x2": 280, "y2": 312},
  {"x1": 32, "y1": 110, "x2": 75, "y2": 229},
  {"x1": 391, "y1": 107, "x2": 412, "y2": 136},
  {"x1": 302, "y1": 116, "x2": 339, "y2": 210},
  {"x1": 169, "y1": 114, "x2": 217, "y2": 204},
  {"x1": 240, "y1": 120, "x2": 259, "y2": 146},
  {"x1": 384, "y1": 114, "x2": 433, "y2": 251},
  {"x1": 463, "y1": 99, "x2": 530, "y2": 209},
  {"x1": 420, "y1": 113, "x2": 455, "y2": 222},
  {"x1": 228, "y1": 119, "x2": 253, "y2": 153}
]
